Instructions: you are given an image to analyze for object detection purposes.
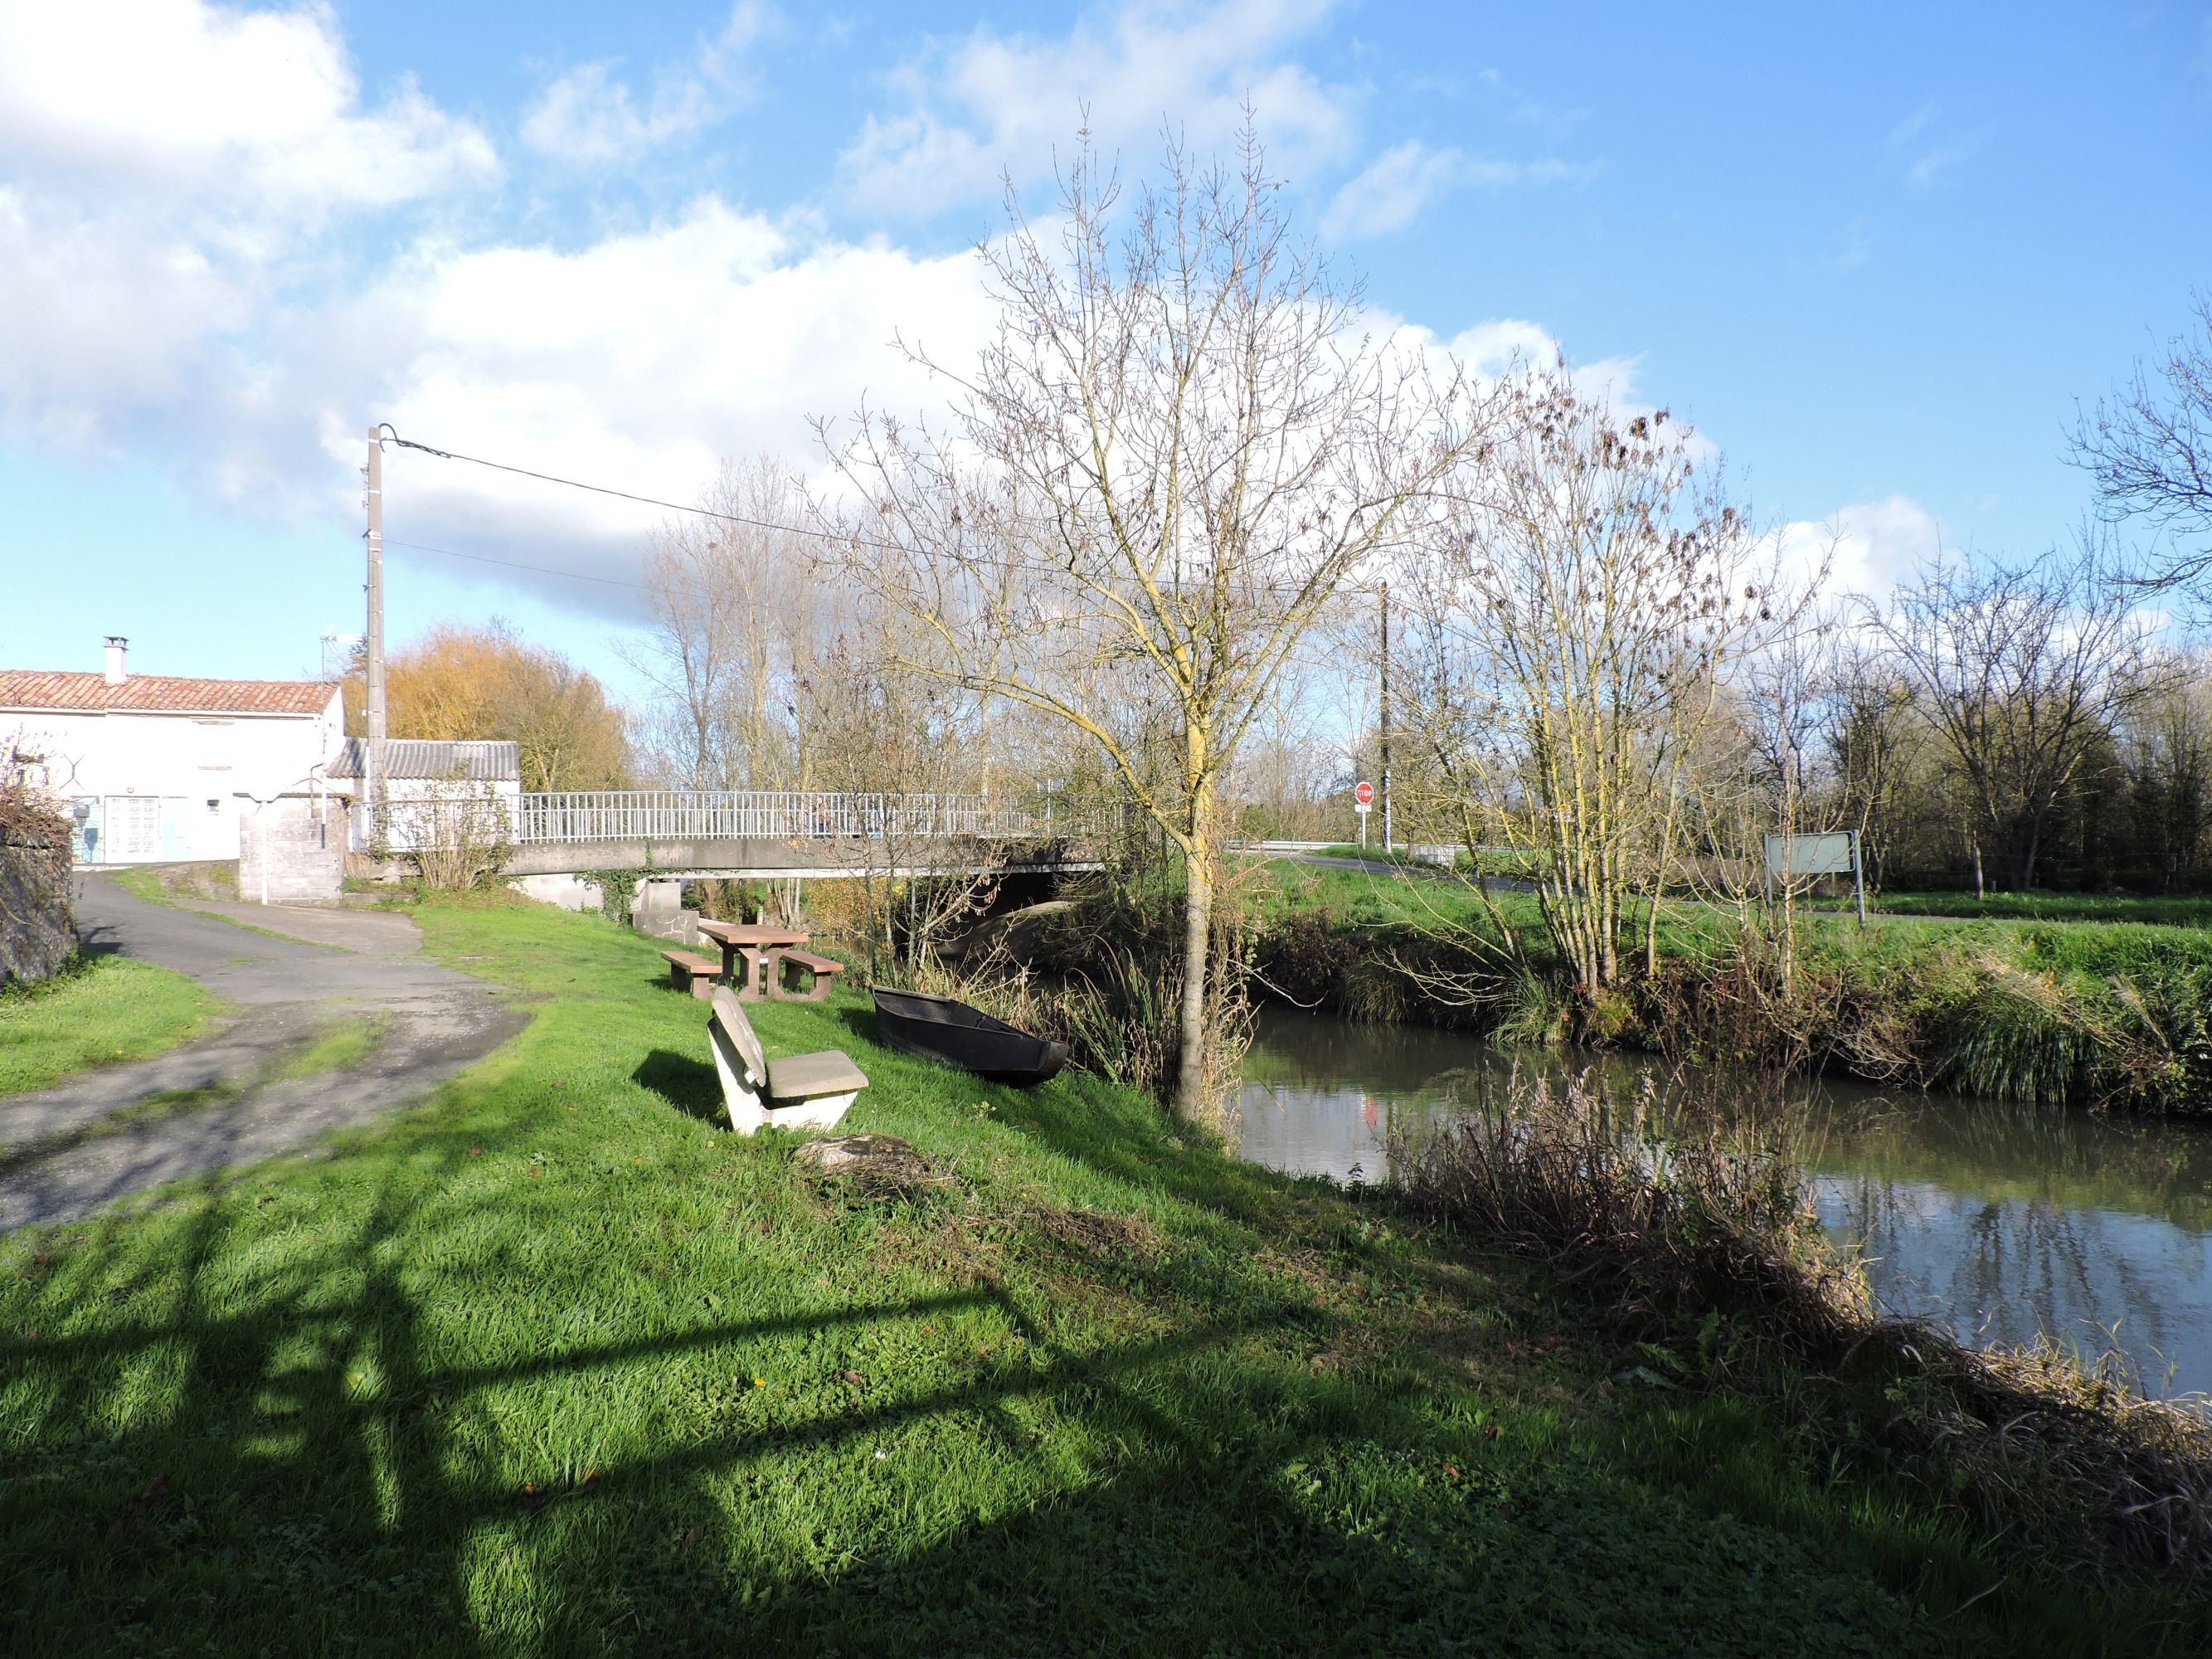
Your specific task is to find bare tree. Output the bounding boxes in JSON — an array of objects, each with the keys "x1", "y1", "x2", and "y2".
[
  {"x1": 2118, "y1": 650, "x2": 2212, "y2": 893},
  {"x1": 1864, "y1": 541, "x2": 2152, "y2": 891},
  {"x1": 627, "y1": 458, "x2": 817, "y2": 789},
  {"x1": 1400, "y1": 368, "x2": 1780, "y2": 1000},
  {"x1": 1820, "y1": 627, "x2": 1923, "y2": 888},
  {"x1": 820, "y1": 126, "x2": 1495, "y2": 1121},
  {"x1": 2073, "y1": 294, "x2": 2212, "y2": 591}
]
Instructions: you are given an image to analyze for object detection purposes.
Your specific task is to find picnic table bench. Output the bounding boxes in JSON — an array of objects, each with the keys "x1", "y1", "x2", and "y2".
[
  {"x1": 695, "y1": 919, "x2": 808, "y2": 1001},
  {"x1": 771, "y1": 946, "x2": 846, "y2": 1002},
  {"x1": 660, "y1": 948, "x2": 721, "y2": 1000},
  {"x1": 705, "y1": 986, "x2": 868, "y2": 1135}
]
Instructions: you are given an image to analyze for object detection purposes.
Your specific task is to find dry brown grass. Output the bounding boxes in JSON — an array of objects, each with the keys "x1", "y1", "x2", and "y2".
[{"x1": 1396, "y1": 1067, "x2": 2212, "y2": 1587}]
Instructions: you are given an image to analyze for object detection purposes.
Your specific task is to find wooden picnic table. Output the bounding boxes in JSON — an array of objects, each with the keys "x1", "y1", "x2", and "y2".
[{"x1": 695, "y1": 920, "x2": 809, "y2": 1002}]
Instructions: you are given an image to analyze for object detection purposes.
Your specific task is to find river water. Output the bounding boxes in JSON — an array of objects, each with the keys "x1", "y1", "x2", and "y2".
[{"x1": 1234, "y1": 1006, "x2": 2212, "y2": 1399}]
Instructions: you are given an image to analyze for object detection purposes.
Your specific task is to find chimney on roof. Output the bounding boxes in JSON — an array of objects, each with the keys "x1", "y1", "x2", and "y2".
[{"x1": 103, "y1": 636, "x2": 129, "y2": 686}]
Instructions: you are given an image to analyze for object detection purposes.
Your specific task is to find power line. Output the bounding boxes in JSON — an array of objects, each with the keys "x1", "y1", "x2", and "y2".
[
  {"x1": 382, "y1": 429, "x2": 898, "y2": 552},
  {"x1": 381, "y1": 537, "x2": 649, "y2": 591},
  {"x1": 377, "y1": 426, "x2": 1412, "y2": 591}
]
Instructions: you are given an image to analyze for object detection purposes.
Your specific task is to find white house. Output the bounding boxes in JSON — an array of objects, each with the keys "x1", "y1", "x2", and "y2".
[{"x1": 0, "y1": 639, "x2": 343, "y2": 867}]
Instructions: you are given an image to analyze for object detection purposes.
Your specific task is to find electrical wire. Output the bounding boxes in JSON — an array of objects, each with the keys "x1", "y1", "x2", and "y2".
[
  {"x1": 379, "y1": 427, "x2": 1407, "y2": 593},
  {"x1": 382, "y1": 431, "x2": 899, "y2": 552},
  {"x1": 380, "y1": 537, "x2": 649, "y2": 590}
]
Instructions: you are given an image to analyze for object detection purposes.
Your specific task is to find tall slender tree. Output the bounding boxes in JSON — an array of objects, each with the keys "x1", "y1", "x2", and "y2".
[{"x1": 822, "y1": 125, "x2": 1498, "y2": 1121}]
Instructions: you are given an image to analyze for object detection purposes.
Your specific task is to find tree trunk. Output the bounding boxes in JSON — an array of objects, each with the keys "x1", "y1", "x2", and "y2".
[
  {"x1": 1175, "y1": 847, "x2": 1213, "y2": 1124},
  {"x1": 2015, "y1": 820, "x2": 2043, "y2": 892}
]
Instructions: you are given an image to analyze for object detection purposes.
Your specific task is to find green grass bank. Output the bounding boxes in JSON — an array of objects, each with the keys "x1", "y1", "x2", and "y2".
[
  {"x1": 2, "y1": 894, "x2": 2199, "y2": 1653},
  {"x1": 0, "y1": 956, "x2": 218, "y2": 1100},
  {"x1": 1245, "y1": 863, "x2": 2212, "y2": 1112}
]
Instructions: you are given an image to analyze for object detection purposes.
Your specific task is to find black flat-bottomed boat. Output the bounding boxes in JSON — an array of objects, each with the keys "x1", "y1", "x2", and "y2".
[{"x1": 868, "y1": 987, "x2": 1071, "y2": 1087}]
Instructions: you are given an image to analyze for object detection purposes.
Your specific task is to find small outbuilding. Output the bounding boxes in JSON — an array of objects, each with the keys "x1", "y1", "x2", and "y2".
[{"x1": 326, "y1": 738, "x2": 523, "y2": 853}]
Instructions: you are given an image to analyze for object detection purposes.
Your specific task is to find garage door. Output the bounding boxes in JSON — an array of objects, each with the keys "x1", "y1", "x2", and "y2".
[{"x1": 106, "y1": 795, "x2": 163, "y2": 862}]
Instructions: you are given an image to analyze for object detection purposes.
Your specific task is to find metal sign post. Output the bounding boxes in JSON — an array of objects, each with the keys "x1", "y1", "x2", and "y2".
[
  {"x1": 1762, "y1": 829, "x2": 1867, "y2": 929},
  {"x1": 1354, "y1": 781, "x2": 1374, "y2": 852},
  {"x1": 1852, "y1": 828, "x2": 1868, "y2": 928}
]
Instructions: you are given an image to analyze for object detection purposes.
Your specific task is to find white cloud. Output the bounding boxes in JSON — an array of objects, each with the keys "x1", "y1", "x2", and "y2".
[
  {"x1": 1886, "y1": 101, "x2": 1984, "y2": 191},
  {"x1": 522, "y1": 3, "x2": 767, "y2": 166},
  {"x1": 0, "y1": 1, "x2": 497, "y2": 212},
  {"x1": 0, "y1": 1, "x2": 1733, "y2": 637},
  {"x1": 840, "y1": 0, "x2": 1360, "y2": 216},
  {"x1": 1830, "y1": 217, "x2": 1870, "y2": 272},
  {"x1": 1322, "y1": 141, "x2": 1589, "y2": 240},
  {"x1": 1771, "y1": 495, "x2": 1943, "y2": 601},
  {"x1": 1437, "y1": 319, "x2": 1644, "y2": 425},
  {"x1": 209, "y1": 202, "x2": 1004, "y2": 611},
  {"x1": 0, "y1": 0, "x2": 497, "y2": 445}
]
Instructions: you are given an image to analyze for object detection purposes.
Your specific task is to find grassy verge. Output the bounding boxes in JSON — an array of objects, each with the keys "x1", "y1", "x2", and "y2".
[
  {"x1": 0, "y1": 956, "x2": 218, "y2": 1099},
  {"x1": 1245, "y1": 863, "x2": 2212, "y2": 1111},
  {"x1": 1813, "y1": 890, "x2": 2212, "y2": 927},
  {"x1": 2, "y1": 894, "x2": 2195, "y2": 1652}
]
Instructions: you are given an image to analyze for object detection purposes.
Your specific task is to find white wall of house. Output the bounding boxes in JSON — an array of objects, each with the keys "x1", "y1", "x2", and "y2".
[{"x1": 4, "y1": 698, "x2": 343, "y2": 865}]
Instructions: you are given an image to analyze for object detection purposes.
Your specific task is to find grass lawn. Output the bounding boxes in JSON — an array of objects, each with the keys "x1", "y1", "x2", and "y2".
[
  {"x1": 0, "y1": 895, "x2": 2199, "y2": 1654},
  {"x1": 1820, "y1": 890, "x2": 2212, "y2": 927},
  {"x1": 0, "y1": 956, "x2": 219, "y2": 1099}
]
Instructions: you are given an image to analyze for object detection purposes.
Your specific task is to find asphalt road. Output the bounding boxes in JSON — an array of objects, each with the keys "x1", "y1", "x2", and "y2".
[{"x1": 0, "y1": 877, "x2": 525, "y2": 1232}]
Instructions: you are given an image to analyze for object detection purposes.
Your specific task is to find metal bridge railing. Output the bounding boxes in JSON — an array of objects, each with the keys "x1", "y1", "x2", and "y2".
[{"x1": 514, "y1": 790, "x2": 1116, "y2": 845}]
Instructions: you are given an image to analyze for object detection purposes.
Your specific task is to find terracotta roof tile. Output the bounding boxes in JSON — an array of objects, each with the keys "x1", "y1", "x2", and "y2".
[{"x1": 0, "y1": 671, "x2": 337, "y2": 717}]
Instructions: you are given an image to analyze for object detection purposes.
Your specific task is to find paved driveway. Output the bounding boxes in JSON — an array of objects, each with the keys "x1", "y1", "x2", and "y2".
[{"x1": 0, "y1": 878, "x2": 526, "y2": 1231}]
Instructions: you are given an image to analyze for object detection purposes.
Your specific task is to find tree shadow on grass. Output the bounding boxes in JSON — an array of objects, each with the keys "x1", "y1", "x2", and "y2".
[{"x1": 0, "y1": 1080, "x2": 2120, "y2": 1657}]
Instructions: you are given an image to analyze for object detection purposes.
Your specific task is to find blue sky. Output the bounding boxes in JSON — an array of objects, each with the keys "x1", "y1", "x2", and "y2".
[{"x1": 3, "y1": 1, "x2": 2210, "y2": 701}]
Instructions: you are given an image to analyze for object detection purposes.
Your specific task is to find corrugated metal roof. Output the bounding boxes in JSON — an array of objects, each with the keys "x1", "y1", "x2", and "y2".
[
  {"x1": 0, "y1": 670, "x2": 337, "y2": 716},
  {"x1": 328, "y1": 738, "x2": 521, "y2": 781}
]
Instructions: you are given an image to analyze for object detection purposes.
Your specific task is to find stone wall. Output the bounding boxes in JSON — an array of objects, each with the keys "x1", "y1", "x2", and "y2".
[
  {"x1": 630, "y1": 878, "x2": 700, "y2": 944},
  {"x1": 1, "y1": 837, "x2": 74, "y2": 985},
  {"x1": 237, "y1": 795, "x2": 347, "y2": 907}
]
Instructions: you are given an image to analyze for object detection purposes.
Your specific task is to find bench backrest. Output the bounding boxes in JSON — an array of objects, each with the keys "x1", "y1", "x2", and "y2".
[{"x1": 708, "y1": 985, "x2": 768, "y2": 1087}]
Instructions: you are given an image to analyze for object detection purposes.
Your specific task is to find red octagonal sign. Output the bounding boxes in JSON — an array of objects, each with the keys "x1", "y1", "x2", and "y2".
[{"x1": 1354, "y1": 781, "x2": 1374, "y2": 805}]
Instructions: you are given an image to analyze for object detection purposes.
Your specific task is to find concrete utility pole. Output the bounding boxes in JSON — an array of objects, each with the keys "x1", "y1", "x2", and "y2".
[
  {"x1": 364, "y1": 426, "x2": 387, "y2": 847},
  {"x1": 366, "y1": 426, "x2": 387, "y2": 742},
  {"x1": 1379, "y1": 581, "x2": 1392, "y2": 854}
]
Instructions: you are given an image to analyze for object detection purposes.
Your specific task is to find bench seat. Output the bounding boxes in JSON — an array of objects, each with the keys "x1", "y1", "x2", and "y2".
[
  {"x1": 661, "y1": 948, "x2": 721, "y2": 1000},
  {"x1": 706, "y1": 986, "x2": 868, "y2": 1135},
  {"x1": 766, "y1": 1049, "x2": 868, "y2": 1098},
  {"x1": 770, "y1": 946, "x2": 845, "y2": 1002}
]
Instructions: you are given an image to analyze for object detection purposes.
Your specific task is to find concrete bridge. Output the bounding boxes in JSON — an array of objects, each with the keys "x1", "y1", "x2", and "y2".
[{"x1": 503, "y1": 791, "x2": 1112, "y2": 878}]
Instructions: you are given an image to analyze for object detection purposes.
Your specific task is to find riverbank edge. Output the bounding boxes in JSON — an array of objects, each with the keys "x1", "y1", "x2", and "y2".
[
  {"x1": 1395, "y1": 1069, "x2": 2212, "y2": 1597},
  {"x1": 1235, "y1": 866, "x2": 2212, "y2": 1112}
]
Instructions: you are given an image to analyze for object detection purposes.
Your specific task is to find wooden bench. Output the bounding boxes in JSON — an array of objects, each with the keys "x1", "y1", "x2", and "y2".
[
  {"x1": 706, "y1": 985, "x2": 868, "y2": 1135},
  {"x1": 770, "y1": 946, "x2": 846, "y2": 1003},
  {"x1": 661, "y1": 948, "x2": 722, "y2": 1000}
]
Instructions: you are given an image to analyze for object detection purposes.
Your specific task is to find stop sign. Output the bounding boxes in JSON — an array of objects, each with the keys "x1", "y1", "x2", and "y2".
[{"x1": 1354, "y1": 781, "x2": 1374, "y2": 805}]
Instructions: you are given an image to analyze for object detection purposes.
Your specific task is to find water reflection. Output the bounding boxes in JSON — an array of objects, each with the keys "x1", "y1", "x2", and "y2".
[{"x1": 1235, "y1": 1005, "x2": 2212, "y2": 1397}]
